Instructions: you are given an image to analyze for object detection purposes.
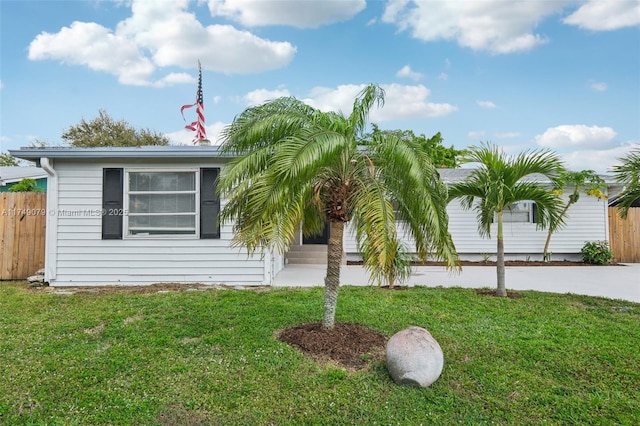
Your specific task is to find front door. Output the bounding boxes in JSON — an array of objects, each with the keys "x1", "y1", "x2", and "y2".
[{"x1": 303, "y1": 222, "x2": 330, "y2": 244}]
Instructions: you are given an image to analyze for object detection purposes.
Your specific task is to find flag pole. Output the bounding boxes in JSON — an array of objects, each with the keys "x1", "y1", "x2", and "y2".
[{"x1": 180, "y1": 60, "x2": 209, "y2": 145}]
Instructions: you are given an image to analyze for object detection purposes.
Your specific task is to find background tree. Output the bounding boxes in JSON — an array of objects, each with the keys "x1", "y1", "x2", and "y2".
[
  {"x1": 611, "y1": 148, "x2": 640, "y2": 219},
  {"x1": 448, "y1": 143, "x2": 564, "y2": 297},
  {"x1": 219, "y1": 84, "x2": 459, "y2": 329},
  {"x1": 542, "y1": 170, "x2": 607, "y2": 261},
  {"x1": 62, "y1": 109, "x2": 169, "y2": 147},
  {"x1": 362, "y1": 125, "x2": 463, "y2": 168},
  {"x1": 0, "y1": 152, "x2": 22, "y2": 166}
]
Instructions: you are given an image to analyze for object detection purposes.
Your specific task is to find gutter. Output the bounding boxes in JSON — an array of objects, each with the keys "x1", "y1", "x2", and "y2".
[{"x1": 39, "y1": 158, "x2": 58, "y2": 282}]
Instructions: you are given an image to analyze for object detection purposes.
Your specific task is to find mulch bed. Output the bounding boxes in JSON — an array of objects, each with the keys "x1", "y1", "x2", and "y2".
[
  {"x1": 348, "y1": 260, "x2": 618, "y2": 267},
  {"x1": 277, "y1": 322, "x2": 387, "y2": 369},
  {"x1": 476, "y1": 289, "x2": 524, "y2": 298}
]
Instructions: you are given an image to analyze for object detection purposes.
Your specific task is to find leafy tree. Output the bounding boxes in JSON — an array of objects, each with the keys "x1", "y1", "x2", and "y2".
[
  {"x1": 62, "y1": 109, "x2": 169, "y2": 147},
  {"x1": 8, "y1": 178, "x2": 42, "y2": 192},
  {"x1": 363, "y1": 125, "x2": 462, "y2": 168},
  {"x1": 542, "y1": 170, "x2": 607, "y2": 260},
  {"x1": 0, "y1": 152, "x2": 22, "y2": 166},
  {"x1": 611, "y1": 148, "x2": 640, "y2": 219},
  {"x1": 218, "y1": 84, "x2": 459, "y2": 329},
  {"x1": 448, "y1": 143, "x2": 564, "y2": 297}
]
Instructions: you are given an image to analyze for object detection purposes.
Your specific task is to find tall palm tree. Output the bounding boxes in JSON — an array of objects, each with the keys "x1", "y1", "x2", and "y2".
[
  {"x1": 611, "y1": 148, "x2": 640, "y2": 219},
  {"x1": 448, "y1": 143, "x2": 564, "y2": 297},
  {"x1": 218, "y1": 84, "x2": 459, "y2": 329}
]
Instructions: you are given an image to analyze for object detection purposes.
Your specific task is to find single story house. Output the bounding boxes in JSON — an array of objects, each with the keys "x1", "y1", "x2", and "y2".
[
  {"x1": 10, "y1": 146, "x2": 617, "y2": 287},
  {"x1": 0, "y1": 166, "x2": 48, "y2": 192}
]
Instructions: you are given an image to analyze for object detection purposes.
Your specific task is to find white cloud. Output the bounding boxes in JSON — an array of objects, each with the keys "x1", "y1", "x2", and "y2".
[
  {"x1": 535, "y1": 124, "x2": 618, "y2": 150},
  {"x1": 560, "y1": 143, "x2": 639, "y2": 174},
  {"x1": 563, "y1": 0, "x2": 640, "y2": 31},
  {"x1": 28, "y1": 0, "x2": 296, "y2": 86},
  {"x1": 207, "y1": 0, "x2": 365, "y2": 28},
  {"x1": 438, "y1": 72, "x2": 448, "y2": 80},
  {"x1": 382, "y1": 0, "x2": 567, "y2": 54},
  {"x1": 396, "y1": 65, "x2": 424, "y2": 81},
  {"x1": 302, "y1": 83, "x2": 457, "y2": 121},
  {"x1": 468, "y1": 130, "x2": 486, "y2": 140},
  {"x1": 477, "y1": 100, "x2": 497, "y2": 109},
  {"x1": 244, "y1": 88, "x2": 291, "y2": 106},
  {"x1": 590, "y1": 82, "x2": 608, "y2": 92},
  {"x1": 166, "y1": 121, "x2": 227, "y2": 145},
  {"x1": 28, "y1": 21, "x2": 156, "y2": 86},
  {"x1": 152, "y1": 73, "x2": 195, "y2": 88}
]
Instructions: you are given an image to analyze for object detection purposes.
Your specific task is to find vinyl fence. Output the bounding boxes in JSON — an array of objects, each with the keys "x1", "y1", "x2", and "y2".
[
  {"x1": 608, "y1": 207, "x2": 640, "y2": 263},
  {"x1": 0, "y1": 192, "x2": 46, "y2": 280}
]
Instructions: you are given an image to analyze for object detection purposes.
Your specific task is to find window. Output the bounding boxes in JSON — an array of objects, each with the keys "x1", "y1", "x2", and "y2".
[
  {"x1": 102, "y1": 168, "x2": 219, "y2": 239},
  {"x1": 127, "y1": 171, "x2": 197, "y2": 236},
  {"x1": 501, "y1": 201, "x2": 537, "y2": 223}
]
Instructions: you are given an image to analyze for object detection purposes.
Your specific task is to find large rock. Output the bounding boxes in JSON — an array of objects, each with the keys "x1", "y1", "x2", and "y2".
[
  {"x1": 27, "y1": 269, "x2": 47, "y2": 287},
  {"x1": 386, "y1": 326, "x2": 444, "y2": 387}
]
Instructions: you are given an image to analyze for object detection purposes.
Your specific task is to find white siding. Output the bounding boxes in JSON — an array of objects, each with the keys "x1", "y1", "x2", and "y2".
[
  {"x1": 345, "y1": 193, "x2": 609, "y2": 261},
  {"x1": 49, "y1": 159, "x2": 268, "y2": 286}
]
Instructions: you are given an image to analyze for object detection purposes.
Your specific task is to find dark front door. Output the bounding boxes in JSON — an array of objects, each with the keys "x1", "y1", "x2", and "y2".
[{"x1": 303, "y1": 222, "x2": 330, "y2": 244}]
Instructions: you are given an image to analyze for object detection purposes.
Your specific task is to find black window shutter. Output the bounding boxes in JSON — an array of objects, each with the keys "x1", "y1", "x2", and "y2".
[
  {"x1": 532, "y1": 203, "x2": 538, "y2": 224},
  {"x1": 200, "y1": 168, "x2": 220, "y2": 239},
  {"x1": 102, "y1": 168, "x2": 123, "y2": 239}
]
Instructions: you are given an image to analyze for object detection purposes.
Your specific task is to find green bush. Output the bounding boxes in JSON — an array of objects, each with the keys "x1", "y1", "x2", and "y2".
[
  {"x1": 581, "y1": 240, "x2": 614, "y2": 264},
  {"x1": 8, "y1": 178, "x2": 42, "y2": 192}
]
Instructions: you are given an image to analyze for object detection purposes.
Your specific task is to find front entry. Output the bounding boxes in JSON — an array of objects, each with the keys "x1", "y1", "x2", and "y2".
[{"x1": 303, "y1": 222, "x2": 330, "y2": 244}]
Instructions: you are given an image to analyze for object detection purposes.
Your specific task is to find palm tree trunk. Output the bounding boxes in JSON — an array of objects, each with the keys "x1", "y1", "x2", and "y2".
[
  {"x1": 496, "y1": 210, "x2": 507, "y2": 297},
  {"x1": 543, "y1": 202, "x2": 571, "y2": 261},
  {"x1": 322, "y1": 221, "x2": 344, "y2": 329}
]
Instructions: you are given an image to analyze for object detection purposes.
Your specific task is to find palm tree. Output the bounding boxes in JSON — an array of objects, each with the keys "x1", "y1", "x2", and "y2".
[
  {"x1": 448, "y1": 143, "x2": 564, "y2": 297},
  {"x1": 542, "y1": 170, "x2": 607, "y2": 261},
  {"x1": 611, "y1": 148, "x2": 640, "y2": 219},
  {"x1": 218, "y1": 84, "x2": 459, "y2": 329}
]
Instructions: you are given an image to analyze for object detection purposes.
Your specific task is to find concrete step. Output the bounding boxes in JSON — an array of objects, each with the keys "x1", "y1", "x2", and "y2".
[
  {"x1": 288, "y1": 244, "x2": 328, "y2": 253},
  {"x1": 286, "y1": 257, "x2": 328, "y2": 265},
  {"x1": 286, "y1": 244, "x2": 327, "y2": 264},
  {"x1": 285, "y1": 244, "x2": 347, "y2": 265}
]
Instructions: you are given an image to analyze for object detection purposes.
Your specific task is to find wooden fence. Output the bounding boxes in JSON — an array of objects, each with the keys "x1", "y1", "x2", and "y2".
[
  {"x1": 0, "y1": 192, "x2": 46, "y2": 280},
  {"x1": 608, "y1": 207, "x2": 640, "y2": 263}
]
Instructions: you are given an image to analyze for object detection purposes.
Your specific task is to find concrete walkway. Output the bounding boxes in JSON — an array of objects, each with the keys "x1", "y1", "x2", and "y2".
[{"x1": 273, "y1": 263, "x2": 640, "y2": 303}]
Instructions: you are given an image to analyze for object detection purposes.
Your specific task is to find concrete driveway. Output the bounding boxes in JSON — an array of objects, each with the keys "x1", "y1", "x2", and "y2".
[{"x1": 272, "y1": 263, "x2": 640, "y2": 303}]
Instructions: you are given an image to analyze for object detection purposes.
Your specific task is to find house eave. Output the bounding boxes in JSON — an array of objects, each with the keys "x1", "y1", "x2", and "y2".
[{"x1": 9, "y1": 146, "x2": 233, "y2": 161}]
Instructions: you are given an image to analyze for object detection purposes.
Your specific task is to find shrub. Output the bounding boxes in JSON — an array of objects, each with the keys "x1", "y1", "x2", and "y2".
[
  {"x1": 581, "y1": 241, "x2": 614, "y2": 265},
  {"x1": 8, "y1": 178, "x2": 42, "y2": 192}
]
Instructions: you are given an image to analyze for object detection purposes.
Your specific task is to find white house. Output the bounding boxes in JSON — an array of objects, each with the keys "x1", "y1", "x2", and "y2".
[
  {"x1": 11, "y1": 146, "x2": 615, "y2": 287},
  {"x1": 349, "y1": 168, "x2": 613, "y2": 263},
  {"x1": 11, "y1": 146, "x2": 285, "y2": 287}
]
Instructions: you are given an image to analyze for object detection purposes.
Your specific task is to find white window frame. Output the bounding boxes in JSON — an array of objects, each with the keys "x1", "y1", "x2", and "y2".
[
  {"x1": 501, "y1": 201, "x2": 536, "y2": 224},
  {"x1": 124, "y1": 168, "x2": 200, "y2": 238}
]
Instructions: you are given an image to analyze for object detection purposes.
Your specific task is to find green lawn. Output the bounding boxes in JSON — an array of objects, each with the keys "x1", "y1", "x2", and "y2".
[{"x1": 1, "y1": 281, "x2": 638, "y2": 425}]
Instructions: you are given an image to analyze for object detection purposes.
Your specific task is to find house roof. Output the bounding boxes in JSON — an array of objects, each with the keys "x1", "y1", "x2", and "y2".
[
  {"x1": 438, "y1": 167, "x2": 617, "y2": 185},
  {"x1": 9, "y1": 146, "x2": 617, "y2": 185},
  {"x1": 9, "y1": 145, "x2": 230, "y2": 161},
  {"x1": 0, "y1": 166, "x2": 48, "y2": 185}
]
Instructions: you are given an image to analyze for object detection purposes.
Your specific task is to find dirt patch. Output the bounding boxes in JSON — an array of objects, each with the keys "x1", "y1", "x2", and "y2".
[
  {"x1": 277, "y1": 322, "x2": 387, "y2": 370},
  {"x1": 476, "y1": 289, "x2": 524, "y2": 298},
  {"x1": 348, "y1": 260, "x2": 620, "y2": 267},
  {"x1": 30, "y1": 283, "x2": 270, "y2": 296}
]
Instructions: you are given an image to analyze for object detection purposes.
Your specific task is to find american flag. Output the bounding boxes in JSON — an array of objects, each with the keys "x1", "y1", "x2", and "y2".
[{"x1": 180, "y1": 60, "x2": 207, "y2": 144}]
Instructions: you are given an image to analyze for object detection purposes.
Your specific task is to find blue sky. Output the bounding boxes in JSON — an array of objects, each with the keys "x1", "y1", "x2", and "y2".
[{"x1": 1, "y1": 0, "x2": 638, "y2": 173}]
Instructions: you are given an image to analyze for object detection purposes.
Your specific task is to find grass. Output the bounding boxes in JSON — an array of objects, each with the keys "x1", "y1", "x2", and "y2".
[{"x1": 1, "y1": 281, "x2": 639, "y2": 425}]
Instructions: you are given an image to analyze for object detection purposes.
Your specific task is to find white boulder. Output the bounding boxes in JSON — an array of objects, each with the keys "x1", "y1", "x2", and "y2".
[{"x1": 386, "y1": 326, "x2": 444, "y2": 387}]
